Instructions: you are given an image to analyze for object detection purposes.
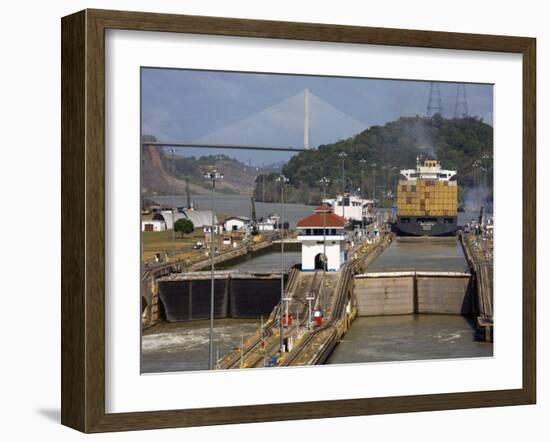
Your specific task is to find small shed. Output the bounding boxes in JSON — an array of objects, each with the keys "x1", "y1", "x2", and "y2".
[
  {"x1": 224, "y1": 216, "x2": 252, "y2": 232},
  {"x1": 141, "y1": 219, "x2": 166, "y2": 232}
]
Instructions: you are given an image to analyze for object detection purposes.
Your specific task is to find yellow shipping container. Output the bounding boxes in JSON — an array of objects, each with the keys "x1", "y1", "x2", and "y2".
[{"x1": 398, "y1": 177, "x2": 457, "y2": 216}]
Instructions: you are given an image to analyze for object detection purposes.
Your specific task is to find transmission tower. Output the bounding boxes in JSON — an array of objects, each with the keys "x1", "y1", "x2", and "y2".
[
  {"x1": 426, "y1": 82, "x2": 443, "y2": 117},
  {"x1": 453, "y1": 83, "x2": 469, "y2": 118}
]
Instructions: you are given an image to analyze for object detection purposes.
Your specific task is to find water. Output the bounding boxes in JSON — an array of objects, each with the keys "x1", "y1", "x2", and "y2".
[
  {"x1": 368, "y1": 238, "x2": 468, "y2": 272},
  {"x1": 153, "y1": 195, "x2": 315, "y2": 228},
  {"x1": 218, "y1": 248, "x2": 302, "y2": 273},
  {"x1": 327, "y1": 315, "x2": 493, "y2": 364},
  {"x1": 141, "y1": 319, "x2": 259, "y2": 373}
]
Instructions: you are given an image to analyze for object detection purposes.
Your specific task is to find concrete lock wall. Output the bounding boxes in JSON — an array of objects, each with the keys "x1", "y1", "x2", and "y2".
[
  {"x1": 355, "y1": 273, "x2": 472, "y2": 316},
  {"x1": 158, "y1": 279, "x2": 230, "y2": 322},
  {"x1": 355, "y1": 276, "x2": 415, "y2": 316},
  {"x1": 158, "y1": 277, "x2": 282, "y2": 322},
  {"x1": 417, "y1": 276, "x2": 472, "y2": 314}
]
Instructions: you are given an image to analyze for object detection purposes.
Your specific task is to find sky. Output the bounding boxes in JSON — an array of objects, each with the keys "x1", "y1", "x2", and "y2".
[{"x1": 141, "y1": 68, "x2": 493, "y2": 166}]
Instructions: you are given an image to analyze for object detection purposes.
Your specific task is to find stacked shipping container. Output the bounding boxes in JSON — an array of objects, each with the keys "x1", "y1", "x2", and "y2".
[{"x1": 397, "y1": 179, "x2": 458, "y2": 217}]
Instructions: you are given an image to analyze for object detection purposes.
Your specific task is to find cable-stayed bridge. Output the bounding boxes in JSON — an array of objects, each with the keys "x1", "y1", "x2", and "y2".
[{"x1": 142, "y1": 89, "x2": 367, "y2": 152}]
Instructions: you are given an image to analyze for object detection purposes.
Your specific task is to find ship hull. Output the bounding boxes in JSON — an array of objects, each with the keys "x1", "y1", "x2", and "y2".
[{"x1": 393, "y1": 215, "x2": 457, "y2": 237}]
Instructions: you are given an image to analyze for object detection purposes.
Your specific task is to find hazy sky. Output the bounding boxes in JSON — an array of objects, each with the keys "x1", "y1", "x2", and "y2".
[{"x1": 141, "y1": 68, "x2": 493, "y2": 166}]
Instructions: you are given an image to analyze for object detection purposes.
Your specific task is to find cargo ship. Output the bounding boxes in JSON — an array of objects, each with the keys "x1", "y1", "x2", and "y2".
[{"x1": 394, "y1": 158, "x2": 458, "y2": 236}]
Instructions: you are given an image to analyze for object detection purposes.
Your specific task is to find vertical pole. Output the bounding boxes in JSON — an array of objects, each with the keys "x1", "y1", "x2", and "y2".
[
  {"x1": 361, "y1": 167, "x2": 364, "y2": 200},
  {"x1": 308, "y1": 298, "x2": 312, "y2": 329},
  {"x1": 383, "y1": 166, "x2": 387, "y2": 207},
  {"x1": 360, "y1": 159, "x2": 366, "y2": 238},
  {"x1": 170, "y1": 149, "x2": 176, "y2": 261},
  {"x1": 474, "y1": 164, "x2": 477, "y2": 211},
  {"x1": 280, "y1": 180, "x2": 285, "y2": 353},
  {"x1": 260, "y1": 315, "x2": 266, "y2": 367},
  {"x1": 372, "y1": 169, "x2": 376, "y2": 202},
  {"x1": 362, "y1": 174, "x2": 365, "y2": 237},
  {"x1": 240, "y1": 334, "x2": 244, "y2": 368},
  {"x1": 342, "y1": 157, "x2": 345, "y2": 220},
  {"x1": 304, "y1": 88, "x2": 309, "y2": 150},
  {"x1": 322, "y1": 184, "x2": 327, "y2": 309},
  {"x1": 209, "y1": 177, "x2": 215, "y2": 370}
]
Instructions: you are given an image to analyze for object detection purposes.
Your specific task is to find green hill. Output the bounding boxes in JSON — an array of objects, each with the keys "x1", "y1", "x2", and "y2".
[{"x1": 254, "y1": 115, "x2": 493, "y2": 206}]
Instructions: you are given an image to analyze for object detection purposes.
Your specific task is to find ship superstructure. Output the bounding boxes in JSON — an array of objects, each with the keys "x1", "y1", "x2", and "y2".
[
  {"x1": 322, "y1": 193, "x2": 375, "y2": 226},
  {"x1": 394, "y1": 158, "x2": 458, "y2": 236}
]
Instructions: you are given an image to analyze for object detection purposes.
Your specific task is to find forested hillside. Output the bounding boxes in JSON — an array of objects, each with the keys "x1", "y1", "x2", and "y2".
[{"x1": 254, "y1": 115, "x2": 493, "y2": 206}]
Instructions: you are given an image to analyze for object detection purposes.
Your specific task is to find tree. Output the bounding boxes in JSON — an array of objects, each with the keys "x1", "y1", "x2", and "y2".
[
  {"x1": 253, "y1": 115, "x2": 493, "y2": 206},
  {"x1": 174, "y1": 218, "x2": 194, "y2": 237}
]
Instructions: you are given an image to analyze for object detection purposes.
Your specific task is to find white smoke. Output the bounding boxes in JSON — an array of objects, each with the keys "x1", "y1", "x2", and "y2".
[{"x1": 463, "y1": 185, "x2": 492, "y2": 213}]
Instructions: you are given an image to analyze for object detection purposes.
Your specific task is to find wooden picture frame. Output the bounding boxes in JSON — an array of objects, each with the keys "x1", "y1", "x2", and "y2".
[{"x1": 61, "y1": 9, "x2": 536, "y2": 433}]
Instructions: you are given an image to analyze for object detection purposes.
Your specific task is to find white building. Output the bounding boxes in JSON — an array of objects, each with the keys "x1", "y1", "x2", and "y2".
[
  {"x1": 257, "y1": 215, "x2": 278, "y2": 231},
  {"x1": 323, "y1": 193, "x2": 374, "y2": 223},
  {"x1": 203, "y1": 224, "x2": 223, "y2": 235},
  {"x1": 141, "y1": 219, "x2": 166, "y2": 232},
  {"x1": 224, "y1": 216, "x2": 251, "y2": 232},
  {"x1": 161, "y1": 209, "x2": 218, "y2": 232},
  {"x1": 297, "y1": 205, "x2": 348, "y2": 272}
]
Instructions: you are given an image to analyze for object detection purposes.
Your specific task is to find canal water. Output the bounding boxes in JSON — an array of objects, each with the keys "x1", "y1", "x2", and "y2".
[
  {"x1": 329, "y1": 236, "x2": 492, "y2": 364},
  {"x1": 142, "y1": 318, "x2": 259, "y2": 373},
  {"x1": 367, "y1": 237, "x2": 469, "y2": 272},
  {"x1": 327, "y1": 315, "x2": 493, "y2": 364},
  {"x1": 217, "y1": 247, "x2": 301, "y2": 273}
]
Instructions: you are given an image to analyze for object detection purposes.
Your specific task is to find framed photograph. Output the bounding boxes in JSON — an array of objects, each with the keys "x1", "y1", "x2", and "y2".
[{"x1": 61, "y1": 9, "x2": 536, "y2": 433}]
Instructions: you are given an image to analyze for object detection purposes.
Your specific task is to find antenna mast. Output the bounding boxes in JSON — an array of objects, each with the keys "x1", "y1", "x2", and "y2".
[
  {"x1": 426, "y1": 82, "x2": 443, "y2": 117},
  {"x1": 304, "y1": 88, "x2": 310, "y2": 149},
  {"x1": 453, "y1": 84, "x2": 469, "y2": 118}
]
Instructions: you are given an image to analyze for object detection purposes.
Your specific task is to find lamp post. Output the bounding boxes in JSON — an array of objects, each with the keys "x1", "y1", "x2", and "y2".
[
  {"x1": 381, "y1": 165, "x2": 388, "y2": 208},
  {"x1": 359, "y1": 158, "x2": 367, "y2": 237},
  {"x1": 370, "y1": 162, "x2": 377, "y2": 203},
  {"x1": 391, "y1": 166, "x2": 399, "y2": 194},
  {"x1": 276, "y1": 174, "x2": 289, "y2": 353},
  {"x1": 338, "y1": 152, "x2": 348, "y2": 220},
  {"x1": 168, "y1": 147, "x2": 176, "y2": 260},
  {"x1": 319, "y1": 177, "x2": 330, "y2": 311},
  {"x1": 204, "y1": 169, "x2": 223, "y2": 370},
  {"x1": 481, "y1": 153, "x2": 491, "y2": 189},
  {"x1": 472, "y1": 160, "x2": 480, "y2": 211}
]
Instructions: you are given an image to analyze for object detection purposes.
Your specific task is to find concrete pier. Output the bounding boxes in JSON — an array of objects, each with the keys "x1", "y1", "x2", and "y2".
[{"x1": 459, "y1": 232, "x2": 494, "y2": 341}]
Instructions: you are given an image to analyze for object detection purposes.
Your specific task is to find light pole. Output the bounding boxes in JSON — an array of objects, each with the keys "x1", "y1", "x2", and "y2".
[
  {"x1": 481, "y1": 153, "x2": 491, "y2": 189},
  {"x1": 359, "y1": 159, "x2": 367, "y2": 236},
  {"x1": 319, "y1": 177, "x2": 330, "y2": 310},
  {"x1": 276, "y1": 174, "x2": 289, "y2": 353},
  {"x1": 381, "y1": 165, "x2": 388, "y2": 208},
  {"x1": 168, "y1": 147, "x2": 176, "y2": 260},
  {"x1": 472, "y1": 160, "x2": 480, "y2": 211},
  {"x1": 338, "y1": 152, "x2": 348, "y2": 220},
  {"x1": 204, "y1": 169, "x2": 223, "y2": 370},
  {"x1": 371, "y1": 163, "x2": 377, "y2": 203}
]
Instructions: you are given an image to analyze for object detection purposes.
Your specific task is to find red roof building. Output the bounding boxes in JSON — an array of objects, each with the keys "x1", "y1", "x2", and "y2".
[
  {"x1": 297, "y1": 205, "x2": 348, "y2": 272},
  {"x1": 296, "y1": 205, "x2": 346, "y2": 229}
]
